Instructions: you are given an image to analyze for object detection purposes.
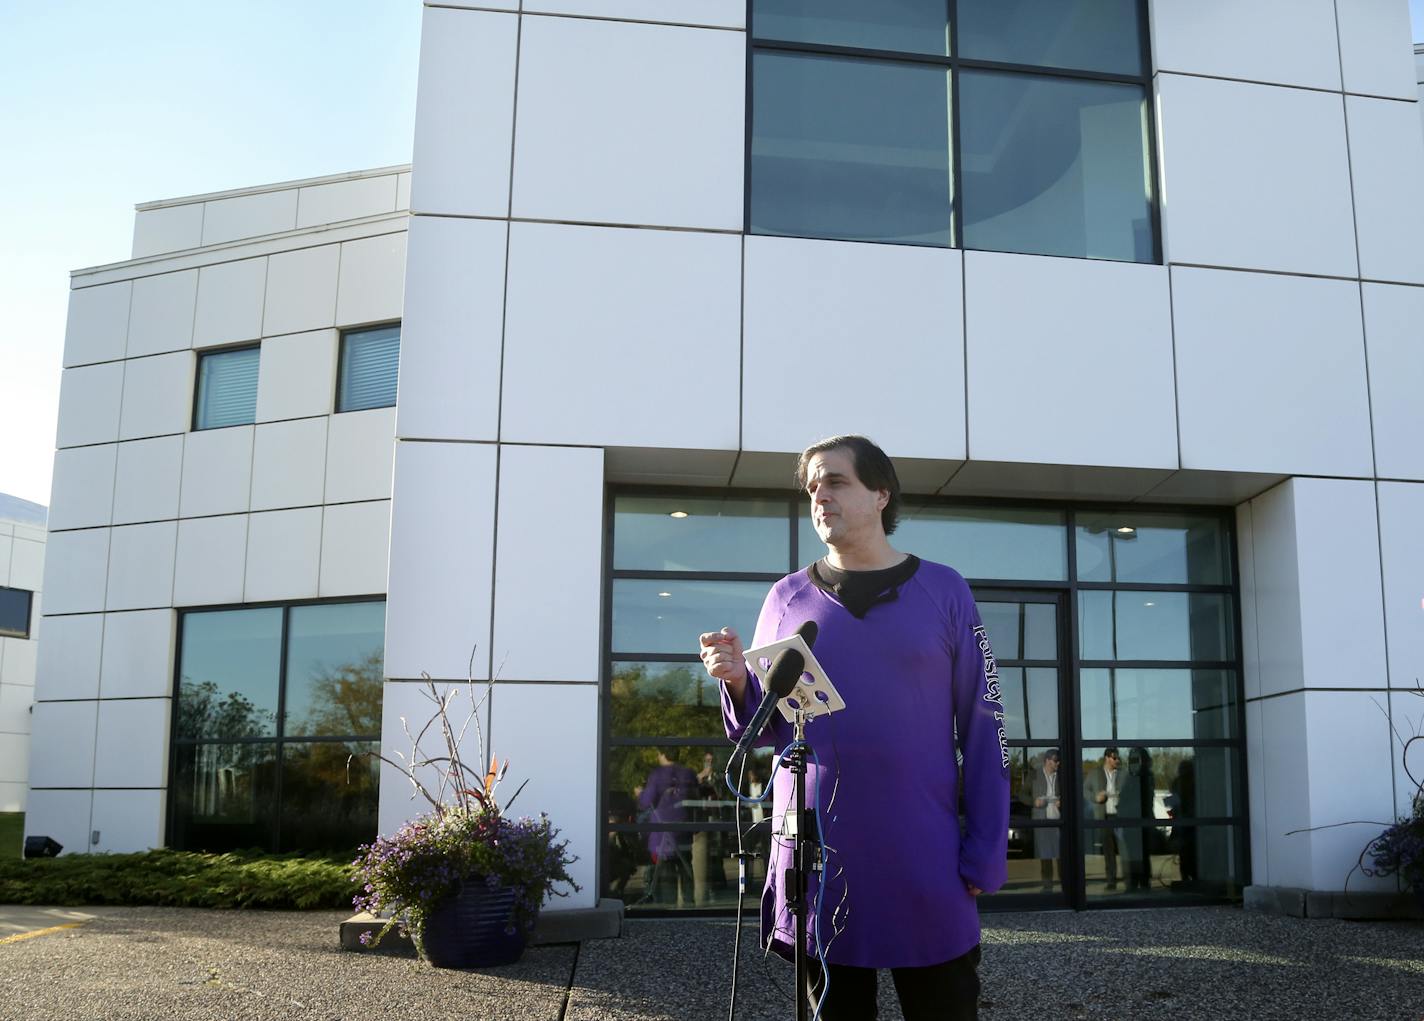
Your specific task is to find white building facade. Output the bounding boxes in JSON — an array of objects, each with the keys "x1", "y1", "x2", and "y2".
[
  {"x1": 1, "y1": 498, "x2": 46, "y2": 815},
  {"x1": 29, "y1": 1, "x2": 1424, "y2": 914}
]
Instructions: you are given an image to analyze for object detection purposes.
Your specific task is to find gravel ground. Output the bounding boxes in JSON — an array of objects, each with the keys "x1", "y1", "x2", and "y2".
[{"x1": 0, "y1": 905, "x2": 1420, "y2": 1021}]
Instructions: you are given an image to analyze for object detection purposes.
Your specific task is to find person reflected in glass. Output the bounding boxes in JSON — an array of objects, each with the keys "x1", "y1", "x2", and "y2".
[
  {"x1": 1030, "y1": 748, "x2": 1063, "y2": 891},
  {"x1": 695, "y1": 750, "x2": 731, "y2": 897},
  {"x1": 1118, "y1": 747, "x2": 1156, "y2": 892},
  {"x1": 605, "y1": 790, "x2": 640, "y2": 898},
  {"x1": 1084, "y1": 747, "x2": 1122, "y2": 890},
  {"x1": 1167, "y1": 758, "x2": 1197, "y2": 889},
  {"x1": 635, "y1": 749, "x2": 699, "y2": 905}
]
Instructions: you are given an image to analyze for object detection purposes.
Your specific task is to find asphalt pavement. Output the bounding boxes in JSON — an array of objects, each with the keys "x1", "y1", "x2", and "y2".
[{"x1": 0, "y1": 904, "x2": 1420, "y2": 1020}]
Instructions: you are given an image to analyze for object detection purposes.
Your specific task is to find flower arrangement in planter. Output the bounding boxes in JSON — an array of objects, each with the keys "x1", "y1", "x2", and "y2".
[
  {"x1": 1358, "y1": 682, "x2": 1424, "y2": 906},
  {"x1": 351, "y1": 668, "x2": 579, "y2": 966}
]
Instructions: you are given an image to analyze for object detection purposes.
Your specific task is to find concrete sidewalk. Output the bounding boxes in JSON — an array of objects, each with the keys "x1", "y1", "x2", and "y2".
[{"x1": 0, "y1": 904, "x2": 1420, "y2": 1020}]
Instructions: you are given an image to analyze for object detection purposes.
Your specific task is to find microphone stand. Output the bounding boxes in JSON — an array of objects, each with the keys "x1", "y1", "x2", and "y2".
[{"x1": 785, "y1": 709, "x2": 819, "y2": 1021}]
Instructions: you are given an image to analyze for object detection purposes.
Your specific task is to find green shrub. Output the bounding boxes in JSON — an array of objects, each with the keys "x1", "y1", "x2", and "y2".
[
  {"x1": 0, "y1": 814, "x2": 21, "y2": 860},
  {"x1": 0, "y1": 848, "x2": 358, "y2": 910}
]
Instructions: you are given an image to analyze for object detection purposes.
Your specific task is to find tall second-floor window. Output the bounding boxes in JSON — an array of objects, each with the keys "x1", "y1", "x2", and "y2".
[{"x1": 749, "y1": 0, "x2": 1158, "y2": 263}]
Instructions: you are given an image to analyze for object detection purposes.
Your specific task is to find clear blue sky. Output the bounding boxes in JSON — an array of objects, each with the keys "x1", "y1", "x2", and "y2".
[{"x1": 0, "y1": 1, "x2": 420, "y2": 506}]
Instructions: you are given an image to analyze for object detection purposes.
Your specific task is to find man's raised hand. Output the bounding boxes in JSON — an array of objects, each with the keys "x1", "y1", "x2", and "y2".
[{"x1": 698, "y1": 626, "x2": 749, "y2": 698}]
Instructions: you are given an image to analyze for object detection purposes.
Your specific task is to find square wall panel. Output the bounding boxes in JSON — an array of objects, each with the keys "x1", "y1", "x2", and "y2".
[
  {"x1": 396, "y1": 172, "x2": 410, "y2": 211},
  {"x1": 0, "y1": 731, "x2": 27, "y2": 783},
  {"x1": 1172, "y1": 268, "x2": 1373, "y2": 477},
  {"x1": 63, "y1": 281, "x2": 130, "y2": 367},
  {"x1": 296, "y1": 174, "x2": 399, "y2": 228},
  {"x1": 201, "y1": 189, "x2": 298, "y2": 246},
  {"x1": 396, "y1": 215, "x2": 505, "y2": 442},
  {"x1": 1362, "y1": 284, "x2": 1424, "y2": 479},
  {"x1": 56, "y1": 362, "x2": 124, "y2": 449},
  {"x1": 501, "y1": 223, "x2": 740, "y2": 448},
  {"x1": 489, "y1": 683, "x2": 599, "y2": 907},
  {"x1": 9, "y1": 538, "x2": 43, "y2": 591},
  {"x1": 1345, "y1": 96, "x2": 1424, "y2": 285},
  {"x1": 173, "y1": 514, "x2": 248, "y2": 607},
  {"x1": 251, "y1": 418, "x2": 328, "y2": 511},
  {"x1": 378, "y1": 680, "x2": 492, "y2": 837},
  {"x1": 0, "y1": 681, "x2": 32, "y2": 735},
  {"x1": 262, "y1": 244, "x2": 340, "y2": 337},
  {"x1": 194, "y1": 258, "x2": 267, "y2": 348},
  {"x1": 1337, "y1": 0, "x2": 1417, "y2": 99},
  {"x1": 319, "y1": 501, "x2": 391, "y2": 598},
  {"x1": 47, "y1": 444, "x2": 116, "y2": 532},
  {"x1": 91, "y1": 789, "x2": 166, "y2": 853},
  {"x1": 743, "y1": 237, "x2": 965, "y2": 460},
  {"x1": 523, "y1": 0, "x2": 743, "y2": 27},
  {"x1": 244, "y1": 508, "x2": 322, "y2": 603},
  {"x1": 409, "y1": 7, "x2": 518, "y2": 217},
  {"x1": 112, "y1": 435, "x2": 184, "y2": 525},
  {"x1": 34, "y1": 613, "x2": 103, "y2": 701},
  {"x1": 98, "y1": 609, "x2": 175, "y2": 700},
  {"x1": 132, "y1": 203, "x2": 203, "y2": 258},
  {"x1": 22, "y1": 790, "x2": 92, "y2": 857},
  {"x1": 0, "y1": 781, "x2": 25, "y2": 814},
  {"x1": 1245, "y1": 699, "x2": 1267, "y2": 885},
  {"x1": 1378, "y1": 482, "x2": 1424, "y2": 691},
  {"x1": 325, "y1": 407, "x2": 396, "y2": 504},
  {"x1": 179, "y1": 425, "x2": 254, "y2": 518},
  {"x1": 105, "y1": 521, "x2": 176, "y2": 612},
  {"x1": 1, "y1": 637, "x2": 37, "y2": 686},
  {"x1": 1291, "y1": 478, "x2": 1389, "y2": 693},
  {"x1": 512, "y1": 16, "x2": 745, "y2": 230},
  {"x1": 1246, "y1": 481, "x2": 1305, "y2": 699},
  {"x1": 28, "y1": 699, "x2": 98, "y2": 788},
  {"x1": 118, "y1": 351, "x2": 192, "y2": 441},
  {"x1": 965, "y1": 251, "x2": 1176, "y2": 468},
  {"x1": 1255, "y1": 691, "x2": 1310, "y2": 887},
  {"x1": 255, "y1": 330, "x2": 337, "y2": 422},
  {"x1": 386, "y1": 442, "x2": 496, "y2": 680},
  {"x1": 1149, "y1": 0, "x2": 1341, "y2": 90},
  {"x1": 336, "y1": 232, "x2": 406, "y2": 328},
  {"x1": 40, "y1": 529, "x2": 110, "y2": 615},
  {"x1": 94, "y1": 698, "x2": 170, "y2": 788},
  {"x1": 493, "y1": 446, "x2": 603, "y2": 682},
  {"x1": 1156, "y1": 74, "x2": 1356, "y2": 277},
  {"x1": 127, "y1": 270, "x2": 197, "y2": 357}
]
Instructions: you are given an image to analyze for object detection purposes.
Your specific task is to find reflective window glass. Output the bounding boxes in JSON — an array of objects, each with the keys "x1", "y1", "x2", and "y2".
[
  {"x1": 799, "y1": 515, "x2": 826, "y2": 568},
  {"x1": 177, "y1": 608, "x2": 283, "y2": 740},
  {"x1": 999, "y1": 667, "x2": 1059, "y2": 742},
  {"x1": 753, "y1": 0, "x2": 950, "y2": 55},
  {"x1": 1080, "y1": 669, "x2": 1238, "y2": 742},
  {"x1": 283, "y1": 601, "x2": 386, "y2": 737},
  {"x1": 1005, "y1": 746, "x2": 1067, "y2": 896},
  {"x1": 1008, "y1": 745, "x2": 1066, "y2": 822},
  {"x1": 1076, "y1": 511, "x2": 1231, "y2": 585},
  {"x1": 1079, "y1": 746, "x2": 1237, "y2": 822},
  {"x1": 614, "y1": 495, "x2": 789, "y2": 572},
  {"x1": 978, "y1": 599, "x2": 1058, "y2": 660},
  {"x1": 610, "y1": 661, "x2": 726, "y2": 739},
  {"x1": 0, "y1": 586, "x2": 31, "y2": 638},
  {"x1": 751, "y1": 51, "x2": 953, "y2": 246},
  {"x1": 1078, "y1": 590, "x2": 1234, "y2": 663},
  {"x1": 194, "y1": 346, "x2": 260, "y2": 430},
  {"x1": 337, "y1": 325, "x2": 400, "y2": 413},
  {"x1": 960, "y1": 71, "x2": 1153, "y2": 262},
  {"x1": 280, "y1": 741, "x2": 379, "y2": 852},
  {"x1": 171, "y1": 742, "x2": 278, "y2": 852},
  {"x1": 897, "y1": 505, "x2": 1067, "y2": 581},
  {"x1": 612, "y1": 579, "x2": 771, "y2": 656},
  {"x1": 956, "y1": 0, "x2": 1144, "y2": 75},
  {"x1": 1083, "y1": 822, "x2": 1244, "y2": 900}
]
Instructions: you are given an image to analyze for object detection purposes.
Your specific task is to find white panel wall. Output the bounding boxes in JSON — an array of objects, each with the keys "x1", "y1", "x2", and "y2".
[
  {"x1": 262, "y1": 245, "x2": 340, "y2": 337},
  {"x1": 251, "y1": 418, "x2": 327, "y2": 511},
  {"x1": 179, "y1": 426, "x2": 254, "y2": 517},
  {"x1": 492, "y1": 446, "x2": 604, "y2": 682},
  {"x1": 501, "y1": 223, "x2": 740, "y2": 448},
  {"x1": 119, "y1": 352, "x2": 192, "y2": 441},
  {"x1": 91, "y1": 790, "x2": 165, "y2": 853},
  {"x1": 965, "y1": 252, "x2": 1177, "y2": 469},
  {"x1": 1377, "y1": 482, "x2": 1424, "y2": 693},
  {"x1": 297, "y1": 175, "x2": 399, "y2": 228},
  {"x1": 127, "y1": 270, "x2": 197, "y2": 357},
  {"x1": 336, "y1": 232, "x2": 406, "y2": 327},
  {"x1": 112, "y1": 435, "x2": 183, "y2": 525},
  {"x1": 40, "y1": 530, "x2": 109, "y2": 616},
  {"x1": 132, "y1": 204, "x2": 203, "y2": 258},
  {"x1": 743, "y1": 237, "x2": 965, "y2": 460},
  {"x1": 523, "y1": 0, "x2": 744, "y2": 28},
  {"x1": 173, "y1": 515, "x2": 248, "y2": 606},
  {"x1": 47, "y1": 445, "x2": 117, "y2": 531},
  {"x1": 56, "y1": 362, "x2": 124, "y2": 449},
  {"x1": 244, "y1": 508, "x2": 322, "y2": 602},
  {"x1": 28, "y1": 700, "x2": 97, "y2": 789},
  {"x1": 33, "y1": 614, "x2": 103, "y2": 702},
  {"x1": 1344, "y1": 95, "x2": 1424, "y2": 284},
  {"x1": 319, "y1": 501, "x2": 391, "y2": 598},
  {"x1": 1336, "y1": 0, "x2": 1417, "y2": 99},
  {"x1": 255, "y1": 331, "x2": 337, "y2": 422},
  {"x1": 22, "y1": 790, "x2": 92, "y2": 856},
  {"x1": 385, "y1": 442, "x2": 496, "y2": 680},
  {"x1": 105, "y1": 522, "x2": 176, "y2": 611},
  {"x1": 1149, "y1": 0, "x2": 1341, "y2": 90},
  {"x1": 194, "y1": 258, "x2": 267, "y2": 348},
  {"x1": 202, "y1": 190, "x2": 298, "y2": 246},
  {"x1": 98, "y1": 610, "x2": 175, "y2": 700},
  {"x1": 1156, "y1": 74, "x2": 1356, "y2": 276},
  {"x1": 1362, "y1": 284, "x2": 1424, "y2": 480},
  {"x1": 1252, "y1": 692, "x2": 1310, "y2": 887},
  {"x1": 1246, "y1": 482, "x2": 1303, "y2": 700},
  {"x1": 64, "y1": 282, "x2": 131, "y2": 367},
  {"x1": 377, "y1": 680, "x2": 489, "y2": 838},
  {"x1": 513, "y1": 16, "x2": 744, "y2": 230},
  {"x1": 1172, "y1": 269, "x2": 1373, "y2": 477},
  {"x1": 325, "y1": 408, "x2": 395, "y2": 504},
  {"x1": 409, "y1": 7, "x2": 518, "y2": 218},
  {"x1": 93, "y1": 698, "x2": 170, "y2": 789}
]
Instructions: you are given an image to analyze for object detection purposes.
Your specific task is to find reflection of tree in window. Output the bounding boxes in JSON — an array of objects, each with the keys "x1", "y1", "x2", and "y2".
[
  {"x1": 177, "y1": 679, "x2": 273, "y2": 741},
  {"x1": 292, "y1": 650, "x2": 384, "y2": 737},
  {"x1": 610, "y1": 664, "x2": 723, "y2": 740}
]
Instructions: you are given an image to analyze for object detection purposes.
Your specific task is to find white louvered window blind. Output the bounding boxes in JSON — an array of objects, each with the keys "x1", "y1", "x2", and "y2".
[
  {"x1": 337, "y1": 324, "x2": 400, "y2": 413},
  {"x1": 194, "y1": 346, "x2": 260, "y2": 430}
]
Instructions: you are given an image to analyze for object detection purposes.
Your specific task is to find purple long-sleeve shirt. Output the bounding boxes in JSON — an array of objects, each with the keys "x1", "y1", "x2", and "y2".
[{"x1": 721, "y1": 559, "x2": 1010, "y2": 969}]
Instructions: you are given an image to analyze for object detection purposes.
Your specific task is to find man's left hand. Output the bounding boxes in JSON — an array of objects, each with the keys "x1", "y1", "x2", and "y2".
[{"x1": 966, "y1": 885, "x2": 982, "y2": 897}]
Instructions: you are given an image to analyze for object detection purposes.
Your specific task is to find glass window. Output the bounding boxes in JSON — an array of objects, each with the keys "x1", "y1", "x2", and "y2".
[
  {"x1": 959, "y1": 71, "x2": 1153, "y2": 262},
  {"x1": 171, "y1": 743, "x2": 278, "y2": 852},
  {"x1": 279, "y1": 740, "x2": 380, "y2": 852},
  {"x1": 611, "y1": 662, "x2": 726, "y2": 739},
  {"x1": 1083, "y1": 822, "x2": 1244, "y2": 900},
  {"x1": 194, "y1": 346, "x2": 260, "y2": 430},
  {"x1": 1075, "y1": 511, "x2": 1232, "y2": 585},
  {"x1": 998, "y1": 667, "x2": 1059, "y2": 741},
  {"x1": 896, "y1": 506, "x2": 1067, "y2": 581},
  {"x1": 1080, "y1": 669, "x2": 1238, "y2": 742},
  {"x1": 177, "y1": 608, "x2": 283, "y2": 740},
  {"x1": 978, "y1": 599, "x2": 1058, "y2": 660},
  {"x1": 0, "y1": 586, "x2": 32, "y2": 639},
  {"x1": 1079, "y1": 746, "x2": 1238, "y2": 822},
  {"x1": 283, "y1": 602, "x2": 386, "y2": 737},
  {"x1": 612, "y1": 579, "x2": 771, "y2": 656},
  {"x1": 1078, "y1": 590, "x2": 1234, "y2": 663},
  {"x1": 753, "y1": 0, "x2": 949, "y2": 55},
  {"x1": 956, "y1": 0, "x2": 1144, "y2": 75},
  {"x1": 751, "y1": 50, "x2": 953, "y2": 246},
  {"x1": 614, "y1": 495, "x2": 789, "y2": 573},
  {"x1": 337, "y1": 325, "x2": 400, "y2": 413}
]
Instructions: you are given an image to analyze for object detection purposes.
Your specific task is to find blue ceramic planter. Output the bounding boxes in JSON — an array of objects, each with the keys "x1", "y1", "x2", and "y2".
[{"x1": 419, "y1": 881, "x2": 528, "y2": 969}]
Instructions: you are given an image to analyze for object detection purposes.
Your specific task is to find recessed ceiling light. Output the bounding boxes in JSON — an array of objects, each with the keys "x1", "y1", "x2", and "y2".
[
  {"x1": 657, "y1": 591, "x2": 672, "y2": 598},
  {"x1": 669, "y1": 510, "x2": 688, "y2": 519},
  {"x1": 1115, "y1": 526, "x2": 1135, "y2": 535},
  {"x1": 1144, "y1": 601, "x2": 1155, "y2": 607}
]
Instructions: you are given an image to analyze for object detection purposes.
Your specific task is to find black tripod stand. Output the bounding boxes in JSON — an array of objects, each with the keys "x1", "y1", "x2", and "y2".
[{"x1": 783, "y1": 712, "x2": 823, "y2": 1021}]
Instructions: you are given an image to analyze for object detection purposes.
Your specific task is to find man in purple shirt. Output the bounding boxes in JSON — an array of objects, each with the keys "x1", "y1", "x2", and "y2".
[{"x1": 700, "y1": 435, "x2": 1009, "y2": 1021}]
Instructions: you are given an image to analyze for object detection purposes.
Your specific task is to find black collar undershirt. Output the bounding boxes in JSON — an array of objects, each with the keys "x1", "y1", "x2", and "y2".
[{"x1": 807, "y1": 555, "x2": 921, "y2": 619}]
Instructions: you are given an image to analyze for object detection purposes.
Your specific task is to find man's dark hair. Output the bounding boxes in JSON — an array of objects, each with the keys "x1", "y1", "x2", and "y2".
[{"x1": 794, "y1": 434, "x2": 903, "y2": 536}]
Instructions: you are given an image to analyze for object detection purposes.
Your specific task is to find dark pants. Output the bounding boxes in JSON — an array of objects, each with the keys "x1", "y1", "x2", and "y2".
[
  {"x1": 807, "y1": 945, "x2": 982, "y2": 1021},
  {"x1": 1102, "y1": 824, "x2": 1119, "y2": 884}
]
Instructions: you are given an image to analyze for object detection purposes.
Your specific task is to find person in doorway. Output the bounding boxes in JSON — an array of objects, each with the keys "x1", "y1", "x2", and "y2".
[
  {"x1": 1030, "y1": 748, "x2": 1064, "y2": 891},
  {"x1": 1085, "y1": 747, "x2": 1123, "y2": 890},
  {"x1": 699, "y1": 435, "x2": 1009, "y2": 1021}
]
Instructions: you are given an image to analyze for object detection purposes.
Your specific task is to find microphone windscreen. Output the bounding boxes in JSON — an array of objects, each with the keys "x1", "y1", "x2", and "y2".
[
  {"x1": 796, "y1": 619, "x2": 819, "y2": 649},
  {"x1": 765, "y1": 647, "x2": 805, "y2": 698}
]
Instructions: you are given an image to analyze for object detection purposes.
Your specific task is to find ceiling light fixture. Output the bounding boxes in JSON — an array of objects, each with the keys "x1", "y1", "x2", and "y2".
[{"x1": 669, "y1": 511, "x2": 688, "y2": 519}]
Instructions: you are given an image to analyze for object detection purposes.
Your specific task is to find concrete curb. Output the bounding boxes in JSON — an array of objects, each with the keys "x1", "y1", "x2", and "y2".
[
  {"x1": 1244, "y1": 884, "x2": 1424, "y2": 920},
  {"x1": 339, "y1": 898, "x2": 625, "y2": 954}
]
